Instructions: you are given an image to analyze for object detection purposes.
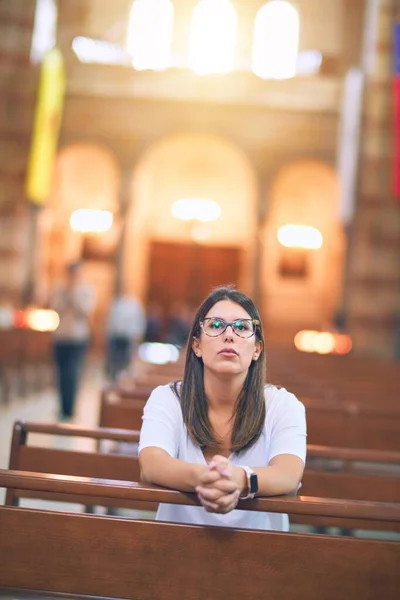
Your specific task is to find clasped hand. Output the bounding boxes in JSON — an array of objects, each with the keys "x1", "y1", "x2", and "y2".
[{"x1": 195, "y1": 455, "x2": 244, "y2": 514}]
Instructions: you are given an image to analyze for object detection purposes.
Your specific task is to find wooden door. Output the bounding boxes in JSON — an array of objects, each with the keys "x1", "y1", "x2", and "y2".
[{"x1": 147, "y1": 241, "x2": 241, "y2": 311}]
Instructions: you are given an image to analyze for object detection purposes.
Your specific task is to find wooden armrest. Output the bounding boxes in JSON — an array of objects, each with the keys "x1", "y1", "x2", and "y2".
[
  {"x1": 14, "y1": 420, "x2": 140, "y2": 442},
  {"x1": 307, "y1": 444, "x2": 400, "y2": 464},
  {"x1": 1, "y1": 469, "x2": 400, "y2": 523}
]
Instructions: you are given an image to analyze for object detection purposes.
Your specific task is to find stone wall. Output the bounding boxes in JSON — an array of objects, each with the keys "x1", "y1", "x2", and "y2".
[{"x1": 347, "y1": 0, "x2": 400, "y2": 357}]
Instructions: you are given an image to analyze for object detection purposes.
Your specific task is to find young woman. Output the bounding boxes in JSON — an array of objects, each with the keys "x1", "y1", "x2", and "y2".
[{"x1": 139, "y1": 286, "x2": 306, "y2": 531}]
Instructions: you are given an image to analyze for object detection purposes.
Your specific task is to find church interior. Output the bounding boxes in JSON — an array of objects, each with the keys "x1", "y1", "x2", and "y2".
[{"x1": 0, "y1": 1, "x2": 400, "y2": 598}]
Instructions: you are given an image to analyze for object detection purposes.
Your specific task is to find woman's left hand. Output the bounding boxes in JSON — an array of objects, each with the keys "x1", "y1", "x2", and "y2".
[{"x1": 195, "y1": 455, "x2": 246, "y2": 514}]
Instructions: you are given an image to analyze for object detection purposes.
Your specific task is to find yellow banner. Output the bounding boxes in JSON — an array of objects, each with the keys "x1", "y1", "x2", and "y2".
[{"x1": 25, "y1": 47, "x2": 66, "y2": 205}]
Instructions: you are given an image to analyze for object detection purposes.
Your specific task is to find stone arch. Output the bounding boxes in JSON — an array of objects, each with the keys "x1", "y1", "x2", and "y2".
[
  {"x1": 125, "y1": 132, "x2": 258, "y2": 308},
  {"x1": 262, "y1": 158, "x2": 345, "y2": 342},
  {"x1": 51, "y1": 143, "x2": 120, "y2": 214},
  {"x1": 38, "y1": 142, "x2": 121, "y2": 349}
]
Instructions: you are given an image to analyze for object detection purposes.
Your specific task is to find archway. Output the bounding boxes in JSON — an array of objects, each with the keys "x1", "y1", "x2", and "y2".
[
  {"x1": 125, "y1": 132, "x2": 257, "y2": 334},
  {"x1": 39, "y1": 143, "x2": 120, "y2": 349},
  {"x1": 262, "y1": 159, "x2": 344, "y2": 344}
]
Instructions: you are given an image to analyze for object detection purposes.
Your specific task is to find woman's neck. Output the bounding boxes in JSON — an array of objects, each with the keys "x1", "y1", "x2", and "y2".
[{"x1": 203, "y1": 369, "x2": 246, "y2": 414}]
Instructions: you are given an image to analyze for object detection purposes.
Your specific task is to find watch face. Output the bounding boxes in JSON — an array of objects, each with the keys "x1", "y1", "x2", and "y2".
[{"x1": 249, "y1": 472, "x2": 258, "y2": 494}]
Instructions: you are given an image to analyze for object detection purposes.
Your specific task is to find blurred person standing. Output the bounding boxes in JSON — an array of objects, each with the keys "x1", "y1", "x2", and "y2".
[
  {"x1": 50, "y1": 261, "x2": 96, "y2": 420},
  {"x1": 395, "y1": 311, "x2": 400, "y2": 361},
  {"x1": 144, "y1": 300, "x2": 164, "y2": 343},
  {"x1": 165, "y1": 301, "x2": 192, "y2": 347},
  {"x1": 105, "y1": 291, "x2": 146, "y2": 380}
]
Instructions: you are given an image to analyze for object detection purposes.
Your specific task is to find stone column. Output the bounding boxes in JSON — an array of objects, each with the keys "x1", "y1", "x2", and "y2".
[
  {"x1": 346, "y1": 0, "x2": 399, "y2": 357},
  {"x1": 252, "y1": 170, "x2": 265, "y2": 297},
  {"x1": 251, "y1": 167, "x2": 269, "y2": 331},
  {"x1": 114, "y1": 169, "x2": 133, "y2": 297},
  {"x1": 0, "y1": 1, "x2": 37, "y2": 305}
]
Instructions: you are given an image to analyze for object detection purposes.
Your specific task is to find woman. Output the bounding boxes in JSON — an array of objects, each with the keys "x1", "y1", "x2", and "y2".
[
  {"x1": 50, "y1": 261, "x2": 96, "y2": 420},
  {"x1": 139, "y1": 286, "x2": 306, "y2": 531}
]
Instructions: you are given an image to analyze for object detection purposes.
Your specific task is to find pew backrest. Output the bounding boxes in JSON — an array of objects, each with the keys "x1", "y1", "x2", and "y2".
[
  {"x1": 6, "y1": 421, "x2": 146, "y2": 510},
  {"x1": 1, "y1": 471, "x2": 400, "y2": 600},
  {"x1": 303, "y1": 398, "x2": 400, "y2": 451},
  {"x1": 6, "y1": 421, "x2": 400, "y2": 530}
]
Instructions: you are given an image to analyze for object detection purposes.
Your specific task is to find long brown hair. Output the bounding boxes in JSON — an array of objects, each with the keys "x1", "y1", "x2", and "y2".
[{"x1": 171, "y1": 286, "x2": 266, "y2": 454}]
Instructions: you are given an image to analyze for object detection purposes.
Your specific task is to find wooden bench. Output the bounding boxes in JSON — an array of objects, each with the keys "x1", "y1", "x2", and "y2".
[
  {"x1": 302, "y1": 398, "x2": 400, "y2": 451},
  {"x1": 0, "y1": 328, "x2": 53, "y2": 404},
  {"x1": 134, "y1": 349, "x2": 400, "y2": 407},
  {"x1": 297, "y1": 444, "x2": 400, "y2": 532},
  {"x1": 6, "y1": 421, "x2": 148, "y2": 512},
  {"x1": 267, "y1": 347, "x2": 400, "y2": 405},
  {"x1": 0, "y1": 329, "x2": 23, "y2": 404},
  {"x1": 6, "y1": 421, "x2": 400, "y2": 533},
  {"x1": 98, "y1": 384, "x2": 400, "y2": 452},
  {"x1": 115, "y1": 352, "x2": 400, "y2": 416},
  {"x1": 98, "y1": 392, "x2": 145, "y2": 431},
  {"x1": 0, "y1": 470, "x2": 400, "y2": 600}
]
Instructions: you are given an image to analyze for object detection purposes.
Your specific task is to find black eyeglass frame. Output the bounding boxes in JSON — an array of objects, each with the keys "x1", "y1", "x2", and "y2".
[{"x1": 199, "y1": 317, "x2": 260, "y2": 339}]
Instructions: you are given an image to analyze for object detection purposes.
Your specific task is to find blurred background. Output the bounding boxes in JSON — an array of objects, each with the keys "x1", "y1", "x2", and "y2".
[{"x1": 0, "y1": 0, "x2": 399, "y2": 368}]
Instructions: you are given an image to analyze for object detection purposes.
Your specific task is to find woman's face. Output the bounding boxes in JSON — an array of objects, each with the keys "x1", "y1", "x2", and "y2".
[{"x1": 192, "y1": 300, "x2": 263, "y2": 376}]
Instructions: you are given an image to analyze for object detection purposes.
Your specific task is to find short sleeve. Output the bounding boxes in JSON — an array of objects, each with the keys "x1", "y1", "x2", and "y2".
[
  {"x1": 138, "y1": 385, "x2": 182, "y2": 458},
  {"x1": 268, "y1": 389, "x2": 307, "y2": 464}
]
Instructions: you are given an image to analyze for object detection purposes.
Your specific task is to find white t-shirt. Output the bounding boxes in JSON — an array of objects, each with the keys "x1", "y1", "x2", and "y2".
[
  {"x1": 139, "y1": 383, "x2": 307, "y2": 531},
  {"x1": 51, "y1": 281, "x2": 96, "y2": 342}
]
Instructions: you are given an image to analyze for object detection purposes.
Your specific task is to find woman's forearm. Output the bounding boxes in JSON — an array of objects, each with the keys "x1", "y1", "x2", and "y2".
[
  {"x1": 139, "y1": 448, "x2": 207, "y2": 492},
  {"x1": 232, "y1": 456, "x2": 304, "y2": 497},
  {"x1": 253, "y1": 465, "x2": 301, "y2": 496}
]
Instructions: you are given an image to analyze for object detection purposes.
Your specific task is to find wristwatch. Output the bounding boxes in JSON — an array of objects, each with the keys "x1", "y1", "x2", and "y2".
[{"x1": 238, "y1": 466, "x2": 258, "y2": 500}]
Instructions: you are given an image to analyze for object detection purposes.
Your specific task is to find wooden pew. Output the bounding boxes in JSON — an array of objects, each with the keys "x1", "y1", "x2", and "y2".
[
  {"x1": 267, "y1": 347, "x2": 400, "y2": 405},
  {"x1": 0, "y1": 470, "x2": 400, "y2": 600},
  {"x1": 20, "y1": 329, "x2": 53, "y2": 393},
  {"x1": 98, "y1": 384, "x2": 400, "y2": 452},
  {"x1": 133, "y1": 344, "x2": 400, "y2": 401},
  {"x1": 6, "y1": 421, "x2": 149, "y2": 512},
  {"x1": 0, "y1": 329, "x2": 22, "y2": 404},
  {"x1": 6, "y1": 421, "x2": 400, "y2": 533},
  {"x1": 303, "y1": 448, "x2": 400, "y2": 504},
  {"x1": 134, "y1": 349, "x2": 400, "y2": 409},
  {"x1": 302, "y1": 398, "x2": 400, "y2": 451},
  {"x1": 0, "y1": 329, "x2": 53, "y2": 403},
  {"x1": 98, "y1": 393, "x2": 145, "y2": 430},
  {"x1": 116, "y1": 351, "x2": 400, "y2": 416},
  {"x1": 296, "y1": 444, "x2": 400, "y2": 532},
  {"x1": 120, "y1": 350, "x2": 400, "y2": 474},
  {"x1": 103, "y1": 382, "x2": 154, "y2": 400}
]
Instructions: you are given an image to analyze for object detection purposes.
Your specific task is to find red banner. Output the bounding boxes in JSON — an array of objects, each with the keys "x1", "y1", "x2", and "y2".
[
  {"x1": 395, "y1": 77, "x2": 400, "y2": 198},
  {"x1": 394, "y1": 25, "x2": 400, "y2": 199}
]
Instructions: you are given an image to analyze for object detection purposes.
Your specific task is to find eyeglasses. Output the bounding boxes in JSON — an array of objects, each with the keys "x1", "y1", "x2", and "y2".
[{"x1": 200, "y1": 317, "x2": 260, "y2": 339}]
